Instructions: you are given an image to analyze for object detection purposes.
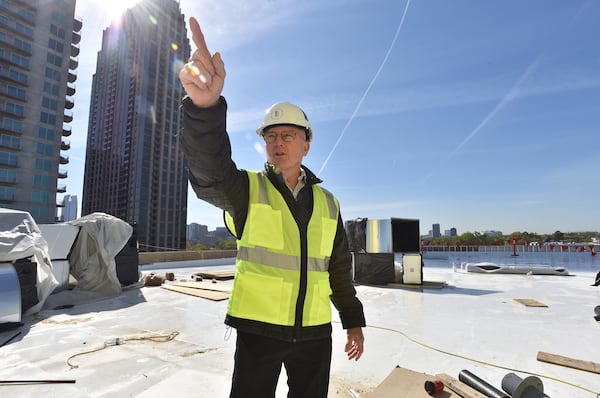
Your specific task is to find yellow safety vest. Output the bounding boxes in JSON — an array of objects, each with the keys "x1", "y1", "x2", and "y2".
[{"x1": 225, "y1": 171, "x2": 339, "y2": 327}]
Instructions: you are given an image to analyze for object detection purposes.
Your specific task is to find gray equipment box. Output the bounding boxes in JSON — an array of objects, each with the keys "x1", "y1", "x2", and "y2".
[
  {"x1": 351, "y1": 252, "x2": 395, "y2": 285},
  {"x1": 345, "y1": 217, "x2": 422, "y2": 284}
]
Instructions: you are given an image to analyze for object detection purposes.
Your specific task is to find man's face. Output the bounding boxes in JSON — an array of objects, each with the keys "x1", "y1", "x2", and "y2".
[{"x1": 263, "y1": 125, "x2": 310, "y2": 174}]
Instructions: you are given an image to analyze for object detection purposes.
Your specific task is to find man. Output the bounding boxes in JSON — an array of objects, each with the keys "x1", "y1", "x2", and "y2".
[{"x1": 179, "y1": 17, "x2": 365, "y2": 398}]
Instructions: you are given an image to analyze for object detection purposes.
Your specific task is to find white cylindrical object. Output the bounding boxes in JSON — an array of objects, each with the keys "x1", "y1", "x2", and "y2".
[{"x1": 0, "y1": 263, "x2": 22, "y2": 323}]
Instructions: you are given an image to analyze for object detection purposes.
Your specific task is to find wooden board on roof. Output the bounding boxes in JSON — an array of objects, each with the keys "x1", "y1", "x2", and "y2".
[{"x1": 161, "y1": 284, "x2": 230, "y2": 301}]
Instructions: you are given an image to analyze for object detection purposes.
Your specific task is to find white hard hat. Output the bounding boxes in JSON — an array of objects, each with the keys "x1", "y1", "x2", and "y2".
[{"x1": 256, "y1": 102, "x2": 313, "y2": 142}]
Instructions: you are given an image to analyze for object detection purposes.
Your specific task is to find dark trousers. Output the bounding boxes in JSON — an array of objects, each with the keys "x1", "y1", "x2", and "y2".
[{"x1": 229, "y1": 332, "x2": 332, "y2": 398}]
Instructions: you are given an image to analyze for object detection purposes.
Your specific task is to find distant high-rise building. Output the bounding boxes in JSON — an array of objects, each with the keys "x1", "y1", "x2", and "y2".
[
  {"x1": 444, "y1": 227, "x2": 458, "y2": 237},
  {"x1": 0, "y1": 0, "x2": 80, "y2": 223},
  {"x1": 62, "y1": 194, "x2": 77, "y2": 221},
  {"x1": 432, "y1": 223, "x2": 441, "y2": 238},
  {"x1": 82, "y1": 0, "x2": 190, "y2": 251},
  {"x1": 215, "y1": 226, "x2": 233, "y2": 240},
  {"x1": 187, "y1": 222, "x2": 208, "y2": 242}
]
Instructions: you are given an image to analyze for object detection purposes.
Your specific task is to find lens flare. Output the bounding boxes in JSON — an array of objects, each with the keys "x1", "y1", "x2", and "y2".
[
  {"x1": 187, "y1": 63, "x2": 200, "y2": 76},
  {"x1": 186, "y1": 63, "x2": 207, "y2": 83},
  {"x1": 172, "y1": 58, "x2": 184, "y2": 75},
  {"x1": 149, "y1": 15, "x2": 157, "y2": 25},
  {"x1": 171, "y1": 43, "x2": 179, "y2": 51}
]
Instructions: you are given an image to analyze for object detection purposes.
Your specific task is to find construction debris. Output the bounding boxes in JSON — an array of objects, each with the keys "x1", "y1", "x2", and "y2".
[
  {"x1": 143, "y1": 273, "x2": 165, "y2": 286},
  {"x1": 537, "y1": 351, "x2": 600, "y2": 374},
  {"x1": 513, "y1": 298, "x2": 548, "y2": 307}
]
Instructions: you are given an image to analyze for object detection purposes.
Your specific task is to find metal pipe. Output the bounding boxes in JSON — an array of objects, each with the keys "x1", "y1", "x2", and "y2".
[
  {"x1": 458, "y1": 369, "x2": 509, "y2": 398},
  {"x1": 0, "y1": 380, "x2": 76, "y2": 384}
]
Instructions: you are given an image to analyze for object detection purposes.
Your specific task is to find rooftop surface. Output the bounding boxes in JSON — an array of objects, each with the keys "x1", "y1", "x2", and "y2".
[{"x1": 2, "y1": 258, "x2": 599, "y2": 397}]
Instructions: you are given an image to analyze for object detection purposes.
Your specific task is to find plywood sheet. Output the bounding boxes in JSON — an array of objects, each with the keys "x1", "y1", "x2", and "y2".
[
  {"x1": 161, "y1": 284, "x2": 230, "y2": 301},
  {"x1": 513, "y1": 298, "x2": 548, "y2": 307},
  {"x1": 170, "y1": 281, "x2": 232, "y2": 293},
  {"x1": 435, "y1": 373, "x2": 488, "y2": 398},
  {"x1": 368, "y1": 366, "x2": 458, "y2": 398}
]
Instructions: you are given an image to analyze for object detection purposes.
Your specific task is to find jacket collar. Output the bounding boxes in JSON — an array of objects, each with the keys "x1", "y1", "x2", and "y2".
[{"x1": 263, "y1": 163, "x2": 322, "y2": 187}]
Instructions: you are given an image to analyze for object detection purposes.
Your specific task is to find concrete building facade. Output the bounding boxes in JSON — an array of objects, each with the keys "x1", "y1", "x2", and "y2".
[
  {"x1": 0, "y1": 0, "x2": 80, "y2": 222},
  {"x1": 82, "y1": 0, "x2": 190, "y2": 251}
]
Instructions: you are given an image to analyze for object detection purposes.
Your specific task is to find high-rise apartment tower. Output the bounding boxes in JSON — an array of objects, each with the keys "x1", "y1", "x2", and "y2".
[
  {"x1": 0, "y1": 0, "x2": 80, "y2": 222},
  {"x1": 82, "y1": 0, "x2": 190, "y2": 251}
]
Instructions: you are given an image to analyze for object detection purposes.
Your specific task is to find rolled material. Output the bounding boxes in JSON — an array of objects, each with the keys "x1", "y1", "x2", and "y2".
[
  {"x1": 501, "y1": 373, "x2": 549, "y2": 398},
  {"x1": 458, "y1": 370, "x2": 509, "y2": 398}
]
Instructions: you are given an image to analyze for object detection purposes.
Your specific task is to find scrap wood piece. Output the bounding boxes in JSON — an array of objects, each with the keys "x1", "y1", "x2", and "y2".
[
  {"x1": 170, "y1": 281, "x2": 232, "y2": 293},
  {"x1": 192, "y1": 270, "x2": 235, "y2": 280},
  {"x1": 537, "y1": 351, "x2": 600, "y2": 374},
  {"x1": 513, "y1": 298, "x2": 548, "y2": 307},
  {"x1": 435, "y1": 373, "x2": 488, "y2": 398},
  {"x1": 161, "y1": 284, "x2": 230, "y2": 301},
  {"x1": 369, "y1": 366, "x2": 461, "y2": 397}
]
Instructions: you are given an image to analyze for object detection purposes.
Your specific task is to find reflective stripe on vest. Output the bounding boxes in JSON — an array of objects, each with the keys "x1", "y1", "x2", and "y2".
[{"x1": 226, "y1": 171, "x2": 339, "y2": 327}]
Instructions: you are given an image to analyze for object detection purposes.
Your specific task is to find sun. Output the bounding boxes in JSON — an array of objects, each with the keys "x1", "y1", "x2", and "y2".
[{"x1": 102, "y1": 0, "x2": 142, "y2": 23}]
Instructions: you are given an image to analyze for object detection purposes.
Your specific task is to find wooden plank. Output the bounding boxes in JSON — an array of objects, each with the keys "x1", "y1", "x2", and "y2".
[
  {"x1": 192, "y1": 270, "x2": 235, "y2": 280},
  {"x1": 537, "y1": 351, "x2": 600, "y2": 374},
  {"x1": 513, "y1": 298, "x2": 548, "y2": 307},
  {"x1": 368, "y1": 366, "x2": 458, "y2": 397},
  {"x1": 435, "y1": 373, "x2": 488, "y2": 398},
  {"x1": 170, "y1": 281, "x2": 232, "y2": 293},
  {"x1": 161, "y1": 284, "x2": 230, "y2": 301}
]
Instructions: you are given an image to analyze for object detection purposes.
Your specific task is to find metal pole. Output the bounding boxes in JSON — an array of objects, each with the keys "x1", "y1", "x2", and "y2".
[{"x1": 459, "y1": 370, "x2": 509, "y2": 398}]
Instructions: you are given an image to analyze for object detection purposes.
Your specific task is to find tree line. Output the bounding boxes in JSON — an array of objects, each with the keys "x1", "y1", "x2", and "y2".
[
  {"x1": 425, "y1": 231, "x2": 598, "y2": 246},
  {"x1": 187, "y1": 230, "x2": 598, "y2": 250}
]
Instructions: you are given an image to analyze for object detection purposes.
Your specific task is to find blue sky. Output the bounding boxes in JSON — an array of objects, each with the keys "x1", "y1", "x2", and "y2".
[{"x1": 72, "y1": 0, "x2": 600, "y2": 235}]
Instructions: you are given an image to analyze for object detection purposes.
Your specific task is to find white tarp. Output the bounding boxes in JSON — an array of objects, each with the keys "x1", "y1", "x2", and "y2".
[
  {"x1": 0, "y1": 208, "x2": 58, "y2": 315},
  {"x1": 0, "y1": 209, "x2": 133, "y2": 314},
  {"x1": 67, "y1": 212, "x2": 133, "y2": 296}
]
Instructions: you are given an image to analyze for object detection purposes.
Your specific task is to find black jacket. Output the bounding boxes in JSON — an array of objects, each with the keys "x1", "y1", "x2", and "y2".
[{"x1": 180, "y1": 96, "x2": 365, "y2": 342}]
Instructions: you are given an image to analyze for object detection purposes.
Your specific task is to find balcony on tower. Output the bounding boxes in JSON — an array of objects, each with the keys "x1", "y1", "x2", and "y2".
[
  {"x1": 66, "y1": 83, "x2": 76, "y2": 97},
  {"x1": 73, "y1": 16, "x2": 83, "y2": 33},
  {"x1": 69, "y1": 57, "x2": 79, "y2": 70},
  {"x1": 71, "y1": 43, "x2": 80, "y2": 57},
  {"x1": 68, "y1": 70, "x2": 77, "y2": 83},
  {"x1": 62, "y1": 125, "x2": 72, "y2": 137}
]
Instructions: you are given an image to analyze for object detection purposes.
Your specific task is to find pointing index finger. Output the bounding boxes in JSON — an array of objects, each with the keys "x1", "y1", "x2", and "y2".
[{"x1": 189, "y1": 17, "x2": 211, "y2": 59}]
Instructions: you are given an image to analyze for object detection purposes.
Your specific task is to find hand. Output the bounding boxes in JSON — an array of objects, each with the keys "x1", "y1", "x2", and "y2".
[
  {"x1": 179, "y1": 17, "x2": 226, "y2": 108},
  {"x1": 345, "y1": 327, "x2": 364, "y2": 361}
]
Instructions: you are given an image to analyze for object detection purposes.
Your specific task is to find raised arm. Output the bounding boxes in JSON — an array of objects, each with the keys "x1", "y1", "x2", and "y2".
[{"x1": 179, "y1": 17, "x2": 226, "y2": 108}]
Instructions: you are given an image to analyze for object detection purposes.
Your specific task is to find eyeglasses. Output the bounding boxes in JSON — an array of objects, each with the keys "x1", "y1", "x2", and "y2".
[{"x1": 262, "y1": 131, "x2": 299, "y2": 143}]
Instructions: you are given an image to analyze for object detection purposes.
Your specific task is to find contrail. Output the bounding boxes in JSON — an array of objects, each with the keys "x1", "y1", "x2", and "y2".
[
  {"x1": 420, "y1": 56, "x2": 541, "y2": 186},
  {"x1": 451, "y1": 57, "x2": 540, "y2": 156},
  {"x1": 451, "y1": 0, "x2": 593, "y2": 156},
  {"x1": 318, "y1": 0, "x2": 411, "y2": 176}
]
